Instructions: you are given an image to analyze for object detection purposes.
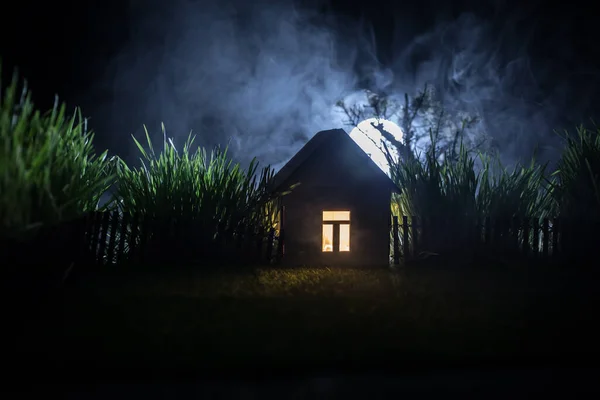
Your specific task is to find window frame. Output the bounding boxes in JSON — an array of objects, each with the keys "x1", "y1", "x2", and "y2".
[{"x1": 322, "y1": 210, "x2": 351, "y2": 252}]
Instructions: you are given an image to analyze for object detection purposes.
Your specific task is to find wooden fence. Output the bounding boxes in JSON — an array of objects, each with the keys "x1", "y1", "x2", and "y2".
[
  {"x1": 391, "y1": 215, "x2": 599, "y2": 265},
  {"x1": 4, "y1": 211, "x2": 597, "y2": 270},
  {"x1": 69, "y1": 210, "x2": 283, "y2": 267}
]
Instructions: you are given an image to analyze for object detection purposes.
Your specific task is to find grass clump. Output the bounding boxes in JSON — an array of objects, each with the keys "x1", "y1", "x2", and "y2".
[
  {"x1": 111, "y1": 124, "x2": 284, "y2": 267},
  {"x1": 388, "y1": 131, "x2": 554, "y2": 259},
  {"x1": 0, "y1": 67, "x2": 115, "y2": 241},
  {"x1": 0, "y1": 66, "x2": 115, "y2": 279},
  {"x1": 387, "y1": 124, "x2": 600, "y2": 262},
  {"x1": 549, "y1": 125, "x2": 600, "y2": 257},
  {"x1": 551, "y1": 125, "x2": 600, "y2": 220}
]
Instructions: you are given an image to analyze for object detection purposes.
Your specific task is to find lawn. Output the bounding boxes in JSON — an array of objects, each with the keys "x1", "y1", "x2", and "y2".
[{"x1": 7, "y1": 264, "x2": 600, "y2": 379}]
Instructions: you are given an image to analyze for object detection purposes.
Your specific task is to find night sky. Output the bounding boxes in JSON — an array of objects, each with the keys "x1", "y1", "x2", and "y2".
[{"x1": 1, "y1": 0, "x2": 599, "y2": 168}]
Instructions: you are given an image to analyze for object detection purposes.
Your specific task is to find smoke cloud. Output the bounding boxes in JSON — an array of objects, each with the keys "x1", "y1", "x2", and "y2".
[{"x1": 86, "y1": 0, "x2": 598, "y2": 170}]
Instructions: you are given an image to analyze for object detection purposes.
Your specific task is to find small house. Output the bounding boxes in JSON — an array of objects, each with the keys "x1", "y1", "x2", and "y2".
[{"x1": 271, "y1": 128, "x2": 400, "y2": 267}]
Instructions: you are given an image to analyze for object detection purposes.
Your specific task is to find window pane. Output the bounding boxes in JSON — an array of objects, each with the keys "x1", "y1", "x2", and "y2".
[
  {"x1": 339, "y1": 223, "x2": 350, "y2": 252},
  {"x1": 322, "y1": 224, "x2": 333, "y2": 252},
  {"x1": 322, "y1": 211, "x2": 350, "y2": 221}
]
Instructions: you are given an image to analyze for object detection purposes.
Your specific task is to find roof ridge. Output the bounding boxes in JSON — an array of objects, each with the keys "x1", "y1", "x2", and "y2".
[{"x1": 270, "y1": 128, "x2": 399, "y2": 193}]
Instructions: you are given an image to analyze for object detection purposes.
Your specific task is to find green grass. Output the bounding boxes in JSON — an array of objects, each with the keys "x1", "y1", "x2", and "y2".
[
  {"x1": 104, "y1": 124, "x2": 290, "y2": 267},
  {"x1": 10, "y1": 265, "x2": 599, "y2": 375},
  {"x1": 0, "y1": 66, "x2": 115, "y2": 242}
]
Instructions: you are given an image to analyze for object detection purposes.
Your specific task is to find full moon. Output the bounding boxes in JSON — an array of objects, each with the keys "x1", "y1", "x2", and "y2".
[{"x1": 349, "y1": 118, "x2": 404, "y2": 174}]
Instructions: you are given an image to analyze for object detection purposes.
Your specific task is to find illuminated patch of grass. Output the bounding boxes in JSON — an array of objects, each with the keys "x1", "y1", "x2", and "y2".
[
  {"x1": 21, "y1": 265, "x2": 597, "y2": 371},
  {"x1": 254, "y1": 267, "x2": 396, "y2": 297},
  {"x1": 81, "y1": 266, "x2": 397, "y2": 298}
]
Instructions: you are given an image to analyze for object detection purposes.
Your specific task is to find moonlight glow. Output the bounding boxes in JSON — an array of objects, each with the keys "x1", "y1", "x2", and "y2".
[{"x1": 349, "y1": 118, "x2": 404, "y2": 174}]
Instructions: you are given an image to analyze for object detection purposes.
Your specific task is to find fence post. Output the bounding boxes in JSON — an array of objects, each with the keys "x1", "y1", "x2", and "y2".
[
  {"x1": 522, "y1": 218, "x2": 530, "y2": 257},
  {"x1": 106, "y1": 210, "x2": 120, "y2": 266},
  {"x1": 276, "y1": 206, "x2": 285, "y2": 264},
  {"x1": 116, "y1": 212, "x2": 130, "y2": 264},
  {"x1": 266, "y1": 228, "x2": 275, "y2": 264},
  {"x1": 276, "y1": 227, "x2": 285, "y2": 264},
  {"x1": 96, "y1": 212, "x2": 111, "y2": 266},
  {"x1": 532, "y1": 218, "x2": 540, "y2": 257},
  {"x1": 89, "y1": 212, "x2": 102, "y2": 262},
  {"x1": 542, "y1": 218, "x2": 549, "y2": 259},
  {"x1": 411, "y1": 216, "x2": 419, "y2": 258},
  {"x1": 402, "y1": 216, "x2": 409, "y2": 262},
  {"x1": 392, "y1": 216, "x2": 399, "y2": 265},
  {"x1": 552, "y1": 218, "x2": 560, "y2": 257},
  {"x1": 128, "y1": 213, "x2": 140, "y2": 265}
]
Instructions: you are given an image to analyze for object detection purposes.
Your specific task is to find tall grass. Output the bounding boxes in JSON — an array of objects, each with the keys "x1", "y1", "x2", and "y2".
[
  {"x1": 388, "y1": 131, "x2": 552, "y2": 258},
  {"x1": 388, "y1": 124, "x2": 600, "y2": 262},
  {"x1": 477, "y1": 156, "x2": 554, "y2": 221},
  {"x1": 552, "y1": 125, "x2": 600, "y2": 220},
  {"x1": 390, "y1": 143, "x2": 478, "y2": 222},
  {"x1": 0, "y1": 67, "x2": 115, "y2": 242},
  {"x1": 111, "y1": 125, "x2": 284, "y2": 265},
  {"x1": 549, "y1": 125, "x2": 600, "y2": 258}
]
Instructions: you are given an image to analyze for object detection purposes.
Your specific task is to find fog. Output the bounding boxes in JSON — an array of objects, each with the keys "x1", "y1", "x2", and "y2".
[{"x1": 86, "y1": 0, "x2": 598, "y2": 171}]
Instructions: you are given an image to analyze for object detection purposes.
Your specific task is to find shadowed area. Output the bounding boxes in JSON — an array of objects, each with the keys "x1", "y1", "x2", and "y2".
[{"x1": 7, "y1": 264, "x2": 599, "y2": 382}]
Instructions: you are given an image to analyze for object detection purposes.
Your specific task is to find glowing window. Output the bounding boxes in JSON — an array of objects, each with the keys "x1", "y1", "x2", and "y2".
[
  {"x1": 323, "y1": 211, "x2": 350, "y2": 221},
  {"x1": 339, "y1": 223, "x2": 350, "y2": 252},
  {"x1": 322, "y1": 210, "x2": 351, "y2": 252},
  {"x1": 322, "y1": 224, "x2": 333, "y2": 252}
]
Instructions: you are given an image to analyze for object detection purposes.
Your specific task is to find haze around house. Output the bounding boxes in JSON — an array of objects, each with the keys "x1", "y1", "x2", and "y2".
[{"x1": 82, "y1": 0, "x2": 594, "y2": 171}]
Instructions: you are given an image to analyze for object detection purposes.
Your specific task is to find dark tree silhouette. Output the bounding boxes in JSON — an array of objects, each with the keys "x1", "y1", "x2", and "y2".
[{"x1": 336, "y1": 85, "x2": 491, "y2": 167}]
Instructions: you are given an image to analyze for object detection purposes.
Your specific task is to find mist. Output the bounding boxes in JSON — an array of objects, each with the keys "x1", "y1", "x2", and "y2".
[{"x1": 86, "y1": 0, "x2": 598, "y2": 171}]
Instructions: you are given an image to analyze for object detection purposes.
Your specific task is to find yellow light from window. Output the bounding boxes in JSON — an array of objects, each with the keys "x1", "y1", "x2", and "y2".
[
  {"x1": 323, "y1": 211, "x2": 350, "y2": 221},
  {"x1": 322, "y1": 224, "x2": 333, "y2": 252},
  {"x1": 339, "y1": 224, "x2": 350, "y2": 251}
]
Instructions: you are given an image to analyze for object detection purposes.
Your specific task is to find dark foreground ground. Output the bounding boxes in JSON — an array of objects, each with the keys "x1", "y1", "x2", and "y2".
[{"x1": 5, "y1": 263, "x2": 600, "y2": 396}]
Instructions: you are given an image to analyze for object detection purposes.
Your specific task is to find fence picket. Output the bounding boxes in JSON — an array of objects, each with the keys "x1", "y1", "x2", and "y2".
[
  {"x1": 266, "y1": 228, "x2": 275, "y2": 264},
  {"x1": 89, "y1": 212, "x2": 102, "y2": 260},
  {"x1": 411, "y1": 216, "x2": 419, "y2": 257},
  {"x1": 96, "y1": 212, "x2": 111, "y2": 266},
  {"x1": 552, "y1": 218, "x2": 560, "y2": 256},
  {"x1": 542, "y1": 218, "x2": 549, "y2": 258},
  {"x1": 522, "y1": 218, "x2": 530, "y2": 256},
  {"x1": 116, "y1": 212, "x2": 129, "y2": 264},
  {"x1": 128, "y1": 213, "x2": 140, "y2": 264},
  {"x1": 56, "y1": 210, "x2": 594, "y2": 268},
  {"x1": 532, "y1": 219, "x2": 540, "y2": 256},
  {"x1": 392, "y1": 216, "x2": 399, "y2": 265},
  {"x1": 402, "y1": 216, "x2": 409, "y2": 262},
  {"x1": 105, "y1": 211, "x2": 120, "y2": 265}
]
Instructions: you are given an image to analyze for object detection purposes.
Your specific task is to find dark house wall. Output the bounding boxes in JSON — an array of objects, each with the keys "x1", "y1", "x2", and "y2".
[{"x1": 279, "y1": 139, "x2": 393, "y2": 267}]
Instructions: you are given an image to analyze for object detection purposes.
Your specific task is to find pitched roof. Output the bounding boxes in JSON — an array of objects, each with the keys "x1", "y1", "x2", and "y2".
[{"x1": 270, "y1": 128, "x2": 400, "y2": 193}]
